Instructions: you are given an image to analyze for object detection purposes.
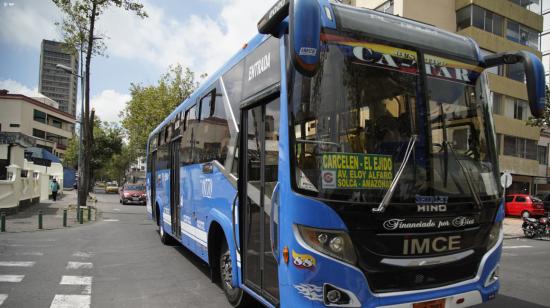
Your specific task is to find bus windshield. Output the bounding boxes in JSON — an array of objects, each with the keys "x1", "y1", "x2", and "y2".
[{"x1": 290, "y1": 33, "x2": 500, "y2": 204}]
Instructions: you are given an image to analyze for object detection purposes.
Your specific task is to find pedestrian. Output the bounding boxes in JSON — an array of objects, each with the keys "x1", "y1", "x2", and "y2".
[{"x1": 50, "y1": 178, "x2": 60, "y2": 201}]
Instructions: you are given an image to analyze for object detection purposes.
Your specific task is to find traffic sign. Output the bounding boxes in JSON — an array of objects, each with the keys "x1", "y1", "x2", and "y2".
[{"x1": 500, "y1": 172, "x2": 512, "y2": 188}]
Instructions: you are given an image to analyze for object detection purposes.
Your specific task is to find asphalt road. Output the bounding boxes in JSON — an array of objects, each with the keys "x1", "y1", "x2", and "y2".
[
  {"x1": 0, "y1": 189, "x2": 230, "y2": 308},
  {"x1": 0, "y1": 190, "x2": 549, "y2": 307}
]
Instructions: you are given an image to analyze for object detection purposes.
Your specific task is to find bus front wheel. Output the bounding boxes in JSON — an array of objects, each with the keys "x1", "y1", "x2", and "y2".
[{"x1": 219, "y1": 241, "x2": 252, "y2": 307}]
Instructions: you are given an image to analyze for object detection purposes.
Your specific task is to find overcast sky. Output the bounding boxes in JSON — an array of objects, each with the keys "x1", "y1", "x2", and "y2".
[{"x1": 0, "y1": 0, "x2": 273, "y2": 122}]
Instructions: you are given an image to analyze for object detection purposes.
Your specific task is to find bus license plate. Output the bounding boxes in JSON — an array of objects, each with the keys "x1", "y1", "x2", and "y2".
[{"x1": 413, "y1": 299, "x2": 445, "y2": 308}]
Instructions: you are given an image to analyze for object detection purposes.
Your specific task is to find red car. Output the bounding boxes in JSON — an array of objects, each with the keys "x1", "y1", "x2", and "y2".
[
  {"x1": 504, "y1": 194, "x2": 545, "y2": 218},
  {"x1": 119, "y1": 183, "x2": 146, "y2": 205}
]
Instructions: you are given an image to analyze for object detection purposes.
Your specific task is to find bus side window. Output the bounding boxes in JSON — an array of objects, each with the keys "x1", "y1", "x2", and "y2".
[
  {"x1": 195, "y1": 85, "x2": 231, "y2": 165},
  {"x1": 181, "y1": 105, "x2": 197, "y2": 165}
]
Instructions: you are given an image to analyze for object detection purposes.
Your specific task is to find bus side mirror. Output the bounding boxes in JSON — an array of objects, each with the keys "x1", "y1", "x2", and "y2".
[
  {"x1": 289, "y1": 0, "x2": 321, "y2": 77},
  {"x1": 484, "y1": 51, "x2": 546, "y2": 118},
  {"x1": 257, "y1": 0, "x2": 321, "y2": 77}
]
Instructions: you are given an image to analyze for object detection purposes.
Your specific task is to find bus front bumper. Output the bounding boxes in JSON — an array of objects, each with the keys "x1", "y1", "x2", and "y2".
[{"x1": 284, "y1": 233, "x2": 502, "y2": 308}]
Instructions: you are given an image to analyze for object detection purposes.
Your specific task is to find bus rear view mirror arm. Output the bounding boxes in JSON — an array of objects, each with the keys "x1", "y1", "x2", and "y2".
[{"x1": 484, "y1": 51, "x2": 546, "y2": 118}]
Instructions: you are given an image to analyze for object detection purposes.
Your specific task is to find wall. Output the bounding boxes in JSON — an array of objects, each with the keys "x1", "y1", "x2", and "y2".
[
  {"x1": 0, "y1": 99, "x2": 22, "y2": 132},
  {"x1": 402, "y1": 0, "x2": 456, "y2": 32}
]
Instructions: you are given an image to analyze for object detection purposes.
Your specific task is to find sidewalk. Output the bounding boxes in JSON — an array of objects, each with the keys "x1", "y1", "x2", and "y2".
[
  {"x1": 503, "y1": 217, "x2": 524, "y2": 239},
  {"x1": 0, "y1": 190, "x2": 96, "y2": 233}
]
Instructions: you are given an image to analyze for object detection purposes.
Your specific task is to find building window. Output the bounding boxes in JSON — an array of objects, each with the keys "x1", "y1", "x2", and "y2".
[
  {"x1": 538, "y1": 145, "x2": 548, "y2": 165},
  {"x1": 513, "y1": 99, "x2": 529, "y2": 120},
  {"x1": 33, "y1": 109, "x2": 47, "y2": 123},
  {"x1": 9, "y1": 123, "x2": 20, "y2": 128},
  {"x1": 506, "y1": 62, "x2": 526, "y2": 82},
  {"x1": 375, "y1": 0, "x2": 394, "y2": 14},
  {"x1": 509, "y1": 0, "x2": 541, "y2": 14},
  {"x1": 492, "y1": 93, "x2": 504, "y2": 115},
  {"x1": 496, "y1": 133, "x2": 502, "y2": 154},
  {"x1": 506, "y1": 20, "x2": 539, "y2": 49},
  {"x1": 458, "y1": 5, "x2": 504, "y2": 36},
  {"x1": 32, "y1": 129, "x2": 46, "y2": 139},
  {"x1": 541, "y1": 33, "x2": 550, "y2": 53},
  {"x1": 456, "y1": 5, "x2": 506, "y2": 36},
  {"x1": 503, "y1": 135, "x2": 537, "y2": 159}
]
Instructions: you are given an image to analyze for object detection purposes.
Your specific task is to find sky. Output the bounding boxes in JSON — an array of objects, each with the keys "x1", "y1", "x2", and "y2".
[{"x1": 0, "y1": 0, "x2": 274, "y2": 123}]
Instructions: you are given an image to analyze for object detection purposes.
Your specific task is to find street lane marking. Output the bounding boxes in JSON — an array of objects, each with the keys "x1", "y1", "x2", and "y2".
[
  {"x1": 0, "y1": 275, "x2": 24, "y2": 282},
  {"x1": 66, "y1": 262, "x2": 93, "y2": 270},
  {"x1": 0, "y1": 294, "x2": 7, "y2": 306},
  {"x1": 103, "y1": 219, "x2": 119, "y2": 222},
  {"x1": 72, "y1": 252, "x2": 92, "y2": 258},
  {"x1": 17, "y1": 252, "x2": 44, "y2": 256},
  {"x1": 50, "y1": 295, "x2": 90, "y2": 308},
  {"x1": 60, "y1": 276, "x2": 92, "y2": 295},
  {"x1": 502, "y1": 245, "x2": 533, "y2": 249},
  {"x1": 0, "y1": 261, "x2": 35, "y2": 267},
  {"x1": 114, "y1": 208, "x2": 121, "y2": 211}
]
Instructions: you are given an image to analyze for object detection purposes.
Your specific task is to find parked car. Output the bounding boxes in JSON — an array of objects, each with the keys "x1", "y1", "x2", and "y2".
[
  {"x1": 504, "y1": 194, "x2": 545, "y2": 218},
  {"x1": 535, "y1": 192, "x2": 550, "y2": 216},
  {"x1": 119, "y1": 184, "x2": 146, "y2": 205},
  {"x1": 105, "y1": 181, "x2": 119, "y2": 194}
]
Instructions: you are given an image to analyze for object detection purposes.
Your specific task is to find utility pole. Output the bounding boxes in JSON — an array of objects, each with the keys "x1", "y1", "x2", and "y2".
[{"x1": 56, "y1": 62, "x2": 85, "y2": 217}]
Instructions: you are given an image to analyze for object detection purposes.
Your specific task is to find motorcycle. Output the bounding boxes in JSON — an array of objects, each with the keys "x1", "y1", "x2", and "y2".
[{"x1": 522, "y1": 215, "x2": 550, "y2": 239}]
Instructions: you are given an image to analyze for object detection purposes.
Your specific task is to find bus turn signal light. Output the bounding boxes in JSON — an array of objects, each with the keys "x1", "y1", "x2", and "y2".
[{"x1": 283, "y1": 246, "x2": 289, "y2": 264}]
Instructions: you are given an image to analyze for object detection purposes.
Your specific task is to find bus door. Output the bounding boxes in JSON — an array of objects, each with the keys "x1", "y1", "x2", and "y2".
[
  {"x1": 150, "y1": 150, "x2": 157, "y2": 222},
  {"x1": 240, "y1": 96, "x2": 280, "y2": 304},
  {"x1": 169, "y1": 139, "x2": 181, "y2": 238}
]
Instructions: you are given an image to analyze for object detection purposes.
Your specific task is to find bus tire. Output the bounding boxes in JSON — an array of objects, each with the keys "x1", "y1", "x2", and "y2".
[
  {"x1": 219, "y1": 241, "x2": 252, "y2": 307},
  {"x1": 158, "y1": 221, "x2": 173, "y2": 245}
]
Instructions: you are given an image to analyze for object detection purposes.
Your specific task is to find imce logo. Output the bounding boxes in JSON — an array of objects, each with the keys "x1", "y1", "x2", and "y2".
[{"x1": 402, "y1": 235, "x2": 461, "y2": 255}]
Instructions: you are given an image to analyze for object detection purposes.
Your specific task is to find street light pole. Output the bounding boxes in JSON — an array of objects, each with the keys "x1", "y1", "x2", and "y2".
[{"x1": 56, "y1": 62, "x2": 85, "y2": 217}]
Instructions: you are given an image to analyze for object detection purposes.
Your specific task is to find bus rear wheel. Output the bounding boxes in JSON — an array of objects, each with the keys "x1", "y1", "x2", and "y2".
[{"x1": 219, "y1": 241, "x2": 252, "y2": 307}]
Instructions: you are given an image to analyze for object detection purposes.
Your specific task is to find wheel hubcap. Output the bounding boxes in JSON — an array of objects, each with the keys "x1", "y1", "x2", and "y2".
[{"x1": 221, "y1": 253, "x2": 233, "y2": 290}]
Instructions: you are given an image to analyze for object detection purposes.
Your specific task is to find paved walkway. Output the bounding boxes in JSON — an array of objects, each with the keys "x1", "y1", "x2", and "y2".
[
  {"x1": 503, "y1": 217, "x2": 524, "y2": 239},
  {"x1": 0, "y1": 190, "x2": 96, "y2": 233}
]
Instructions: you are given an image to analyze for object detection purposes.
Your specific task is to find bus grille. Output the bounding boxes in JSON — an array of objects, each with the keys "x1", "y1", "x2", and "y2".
[{"x1": 365, "y1": 258, "x2": 479, "y2": 293}]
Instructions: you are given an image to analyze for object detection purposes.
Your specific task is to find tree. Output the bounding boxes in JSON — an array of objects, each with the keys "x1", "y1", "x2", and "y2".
[
  {"x1": 63, "y1": 137, "x2": 79, "y2": 169},
  {"x1": 527, "y1": 85, "x2": 550, "y2": 127},
  {"x1": 53, "y1": 0, "x2": 147, "y2": 208},
  {"x1": 121, "y1": 64, "x2": 199, "y2": 157}
]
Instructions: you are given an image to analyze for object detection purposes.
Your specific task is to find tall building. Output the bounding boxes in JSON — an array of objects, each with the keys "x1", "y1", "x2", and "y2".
[
  {"x1": 344, "y1": 0, "x2": 545, "y2": 194},
  {"x1": 541, "y1": 0, "x2": 550, "y2": 82},
  {"x1": 38, "y1": 40, "x2": 79, "y2": 116}
]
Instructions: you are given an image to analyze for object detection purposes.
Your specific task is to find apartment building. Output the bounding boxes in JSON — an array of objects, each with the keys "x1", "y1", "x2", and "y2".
[
  {"x1": 343, "y1": 0, "x2": 545, "y2": 194},
  {"x1": 38, "y1": 39, "x2": 79, "y2": 115},
  {"x1": 0, "y1": 90, "x2": 76, "y2": 159}
]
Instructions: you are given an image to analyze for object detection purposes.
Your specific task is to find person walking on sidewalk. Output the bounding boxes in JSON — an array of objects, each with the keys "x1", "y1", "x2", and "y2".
[{"x1": 50, "y1": 178, "x2": 60, "y2": 201}]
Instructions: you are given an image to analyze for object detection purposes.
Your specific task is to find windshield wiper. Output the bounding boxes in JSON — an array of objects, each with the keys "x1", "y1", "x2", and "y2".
[
  {"x1": 444, "y1": 141, "x2": 483, "y2": 210},
  {"x1": 372, "y1": 134, "x2": 417, "y2": 213}
]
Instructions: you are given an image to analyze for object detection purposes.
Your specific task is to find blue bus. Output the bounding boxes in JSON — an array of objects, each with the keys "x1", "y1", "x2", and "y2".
[{"x1": 146, "y1": 0, "x2": 545, "y2": 307}]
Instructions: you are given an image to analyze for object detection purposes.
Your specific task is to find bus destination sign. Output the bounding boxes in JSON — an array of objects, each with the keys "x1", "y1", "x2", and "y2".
[{"x1": 320, "y1": 153, "x2": 393, "y2": 189}]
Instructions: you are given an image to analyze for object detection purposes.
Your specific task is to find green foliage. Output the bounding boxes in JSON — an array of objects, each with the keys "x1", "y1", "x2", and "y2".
[
  {"x1": 121, "y1": 64, "x2": 200, "y2": 156},
  {"x1": 527, "y1": 85, "x2": 550, "y2": 127},
  {"x1": 103, "y1": 145, "x2": 135, "y2": 183},
  {"x1": 63, "y1": 136, "x2": 79, "y2": 168},
  {"x1": 91, "y1": 120, "x2": 124, "y2": 175}
]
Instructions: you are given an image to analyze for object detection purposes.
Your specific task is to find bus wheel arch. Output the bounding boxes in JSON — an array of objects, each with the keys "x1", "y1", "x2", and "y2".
[
  {"x1": 208, "y1": 221, "x2": 252, "y2": 307},
  {"x1": 155, "y1": 202, "x2": 160, "y2": 226},
  {"x1": 207, "y1": 221, "x2": 225, "y2": 283}
]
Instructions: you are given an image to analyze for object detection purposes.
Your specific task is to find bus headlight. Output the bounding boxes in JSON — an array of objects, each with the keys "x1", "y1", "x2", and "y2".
[
  {"x1": 487, "y1": 222, "x2": 502, "y2": 249},
  {"x1": 295, "y1": 225, "x2": 357, "y2": 265}
]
